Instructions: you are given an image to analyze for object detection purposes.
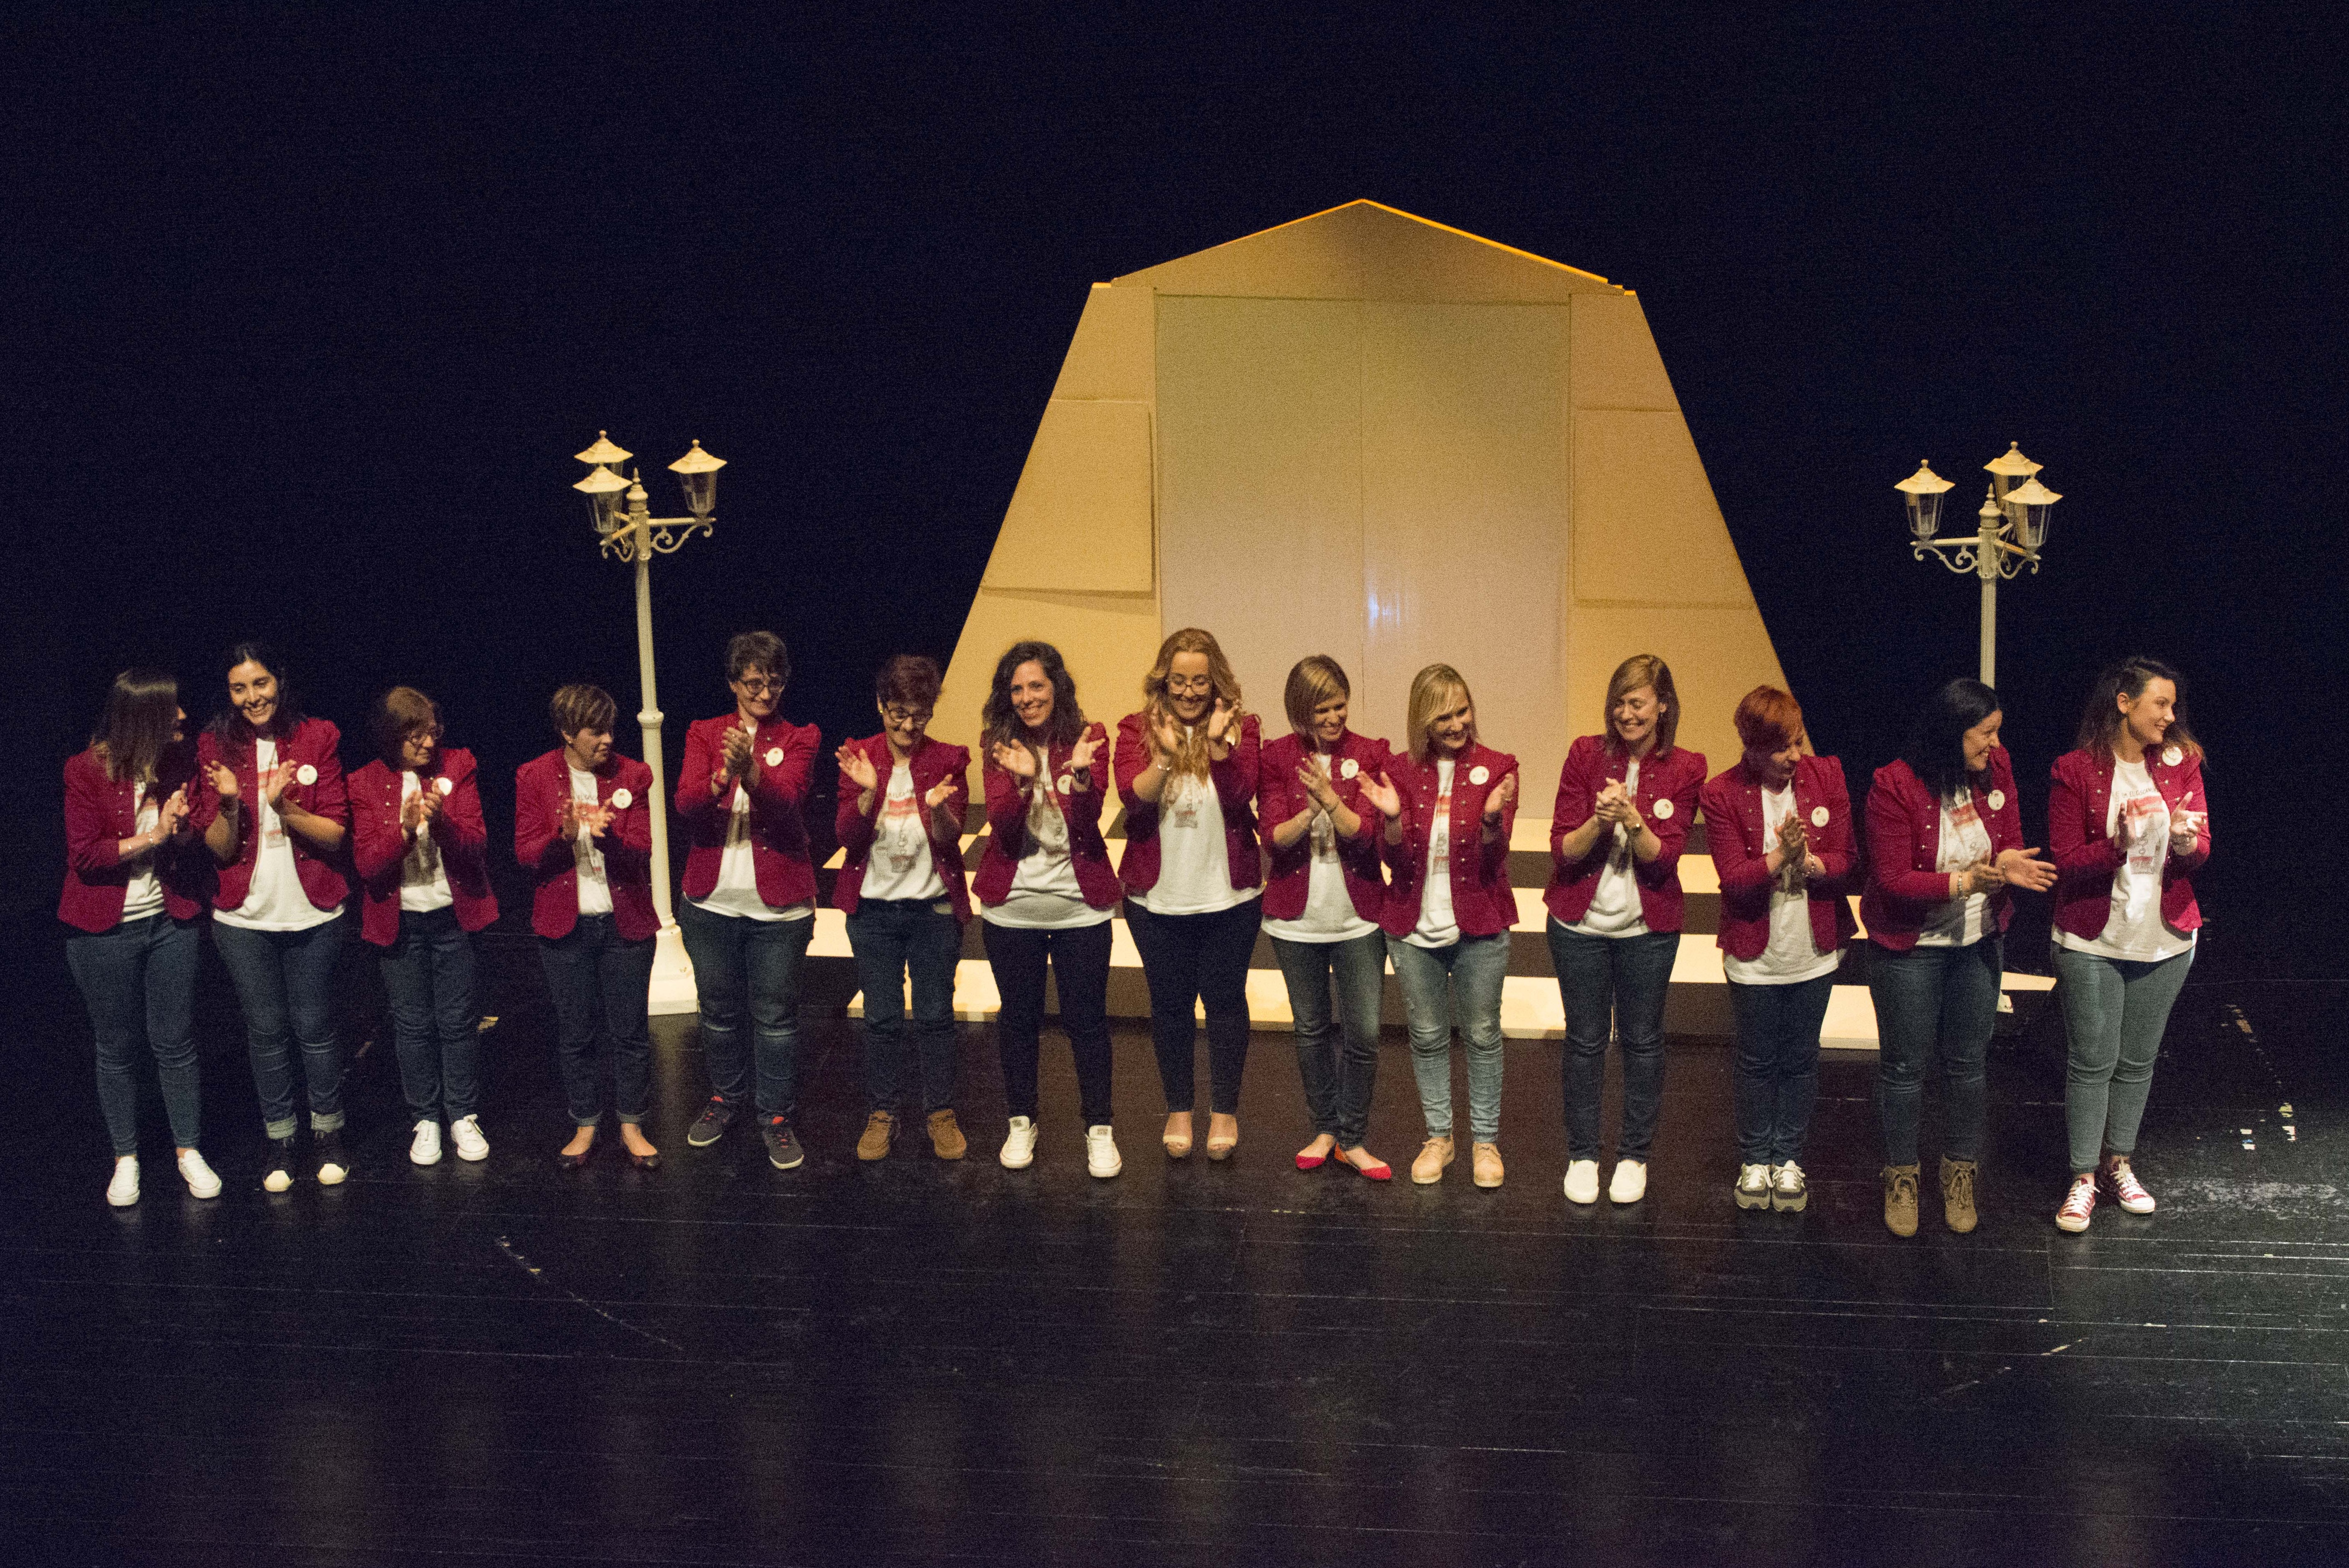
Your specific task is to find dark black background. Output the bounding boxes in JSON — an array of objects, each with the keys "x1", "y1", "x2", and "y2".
[{"x1": 8, "y1": 5, "x2": 2343, "y2": 973}]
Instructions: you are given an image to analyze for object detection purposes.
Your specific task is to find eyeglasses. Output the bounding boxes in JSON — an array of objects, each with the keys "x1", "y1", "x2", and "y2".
[
  {"x1": 733, "y1": 676, "x2": 785, "y2": 696},
  {"x1": 883, "y1": 707, "x2": 932, "y2": 725},
  {"x1": 1165, "y1": 676, "x2": 1214, "y2": 696}
]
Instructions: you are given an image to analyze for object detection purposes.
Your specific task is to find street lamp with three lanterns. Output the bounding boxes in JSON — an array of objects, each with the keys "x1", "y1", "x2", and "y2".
[{"x1": 1896, "y1": 441, "x2": 2064, "y2": 687}]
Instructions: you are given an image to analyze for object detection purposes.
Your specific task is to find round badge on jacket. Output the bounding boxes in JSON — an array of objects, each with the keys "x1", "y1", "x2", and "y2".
[
  {"x1": 1652, "y1": 797, "x2": 1674, "y2": 820},
  {"x1": 764, "y1": 746, "x2": 785, "y2": 766},
  {"x1": 1469, "y1": 765, "x2": 1489, "y2": 786},
  {"x1": 1987, "y1": 789, "x2": 2006, "y2": 812},
  {"x1": 2162, "y1": 744, "x2": 2183, "y2": 766},
  {"x1": 294, "y1": 763, "x2": 318, "y2": 786},
  {"x1": 611, "y1": 788, "x2": 634, "y2": 809},
  {"x1": 1340, "y1": 758, "x2": 1359, "y2": 779},
  {"x1": 434, "y1": 776, "x2": 454, "y2": 797},
  {"x1": 1055, "y1": 775, "x2": 1073, "y2": 795},
  {"x1": 1809, "y1": 805, "x2": 1830, "y2": 828}
]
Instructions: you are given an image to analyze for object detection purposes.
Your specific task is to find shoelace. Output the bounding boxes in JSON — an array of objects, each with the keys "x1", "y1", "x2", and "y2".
[
  {"x1": 1946, "y1": 1164, "x2": 1974, "y2": 1203},
  {"x1": 2060, "y1": 1178, "x2": 2096, "y2": 1216},
  {"x1": 1775, "y1": 1163, "x2": 1803, "y2": 1186}
]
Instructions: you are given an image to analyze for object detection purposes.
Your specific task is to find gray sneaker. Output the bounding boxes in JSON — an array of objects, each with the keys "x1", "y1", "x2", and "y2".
[
  {"x1": 761, "y1": 1115, "x2": 804, "y2": 1171},
  {"x1": 686, "y1": 1097, "x2": 736, "y2": 1148}
]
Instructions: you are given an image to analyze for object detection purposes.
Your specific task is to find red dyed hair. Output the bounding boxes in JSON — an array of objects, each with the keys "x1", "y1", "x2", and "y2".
[{"x1": 1732, "y1": 685, "x2": 1805, "y2": 752}]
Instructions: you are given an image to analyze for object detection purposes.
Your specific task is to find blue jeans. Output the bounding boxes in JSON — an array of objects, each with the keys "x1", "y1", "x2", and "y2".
[
  {"x1": 1549, "y1": 923, "x2": 1678, "y2": 1161},
  {"x1": 1728, "y1": 973, "x2": 1833, "y2": 1165},
  {"x1": 1387, "y1": 933, "x2": 1508, "y2": 1143},
  {"x1": 1125, "y1": 898, "x2": 1260, "y2": 1115},
  {"x1": 679, "y1": 899, "x2": 814, "y2": 1117},
  {"x1": 1271, "y1": 930, "x2": 1386, "y2": 1146},
  {"x1": 536, "y1": 915, "x2": 655, "y2": 1126},
  {"x1": 1869, "y1": 936, "x2": 2002, "y2": 1167},
  {"x1": 2055, "y1": 944, "x2": 2194, "y2": 1175},
  {"x1": 213, "y1": 915, "x2": 347, "y2": 1140},
  {"x1": 65, "y1": 913, "x2": 202, "y2": 1154},
  {"x1": 378, "y1": 907, "x2": 481, "y2": 1123},
  {"x1": 848, "y1": 898, "x2": 963, "y2": 1114}
]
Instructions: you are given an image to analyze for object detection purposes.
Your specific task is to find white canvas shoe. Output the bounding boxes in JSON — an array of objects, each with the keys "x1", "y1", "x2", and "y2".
[
  {"x1": 177, "y1": 1149, "x2": 223, "y2": 1200},
  {"x1": 1563, "y1": 1159, "x2": 1601, "y2": 1205},
  {"x1": 1734, "y1": 1162, "x2": 1774, "y2": 1209},
  {"x1": 107, "y1": 1156, "x2": 140, "y2": 1208},
  {"x1": 409, "y1": 1120, "x2": 444, "y2": 1167},
  {"x1": 1609, "y1": 1159, "x2": 1648, "y2": 1205},
  {"x1": 1770, "y1": 1161, "x2": 1808, "y2": 1213},
  {"x1": 1085, "y1": 1124, "x2": 1123, "y2": 1179},
  {"x1": 449, "y1": 1115, "x2": 489, "y2": 1162},
  {"x1": 1000, "y1": 1116, "x2": 1038, "y2": 1170}
]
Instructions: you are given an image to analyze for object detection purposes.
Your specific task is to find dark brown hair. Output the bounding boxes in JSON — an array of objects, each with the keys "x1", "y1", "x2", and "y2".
[
  {"x1": 550, "y1": 683, "x2": 617, "y2": 738},
  {"x1": 982, "y1": 640, "x2": 1084, "y2": 752},
  {"x1": 92, "y1": 668, "x2": 179, "y2": 784},
  {"x1": 373, "y1": 687, "x2": 444, "y2": 763},
  {"x1": 876, "y1": 654, "x2": 943, "y2": 711},
  {"x1": 726, "y1": 630, "x2": 790, "y2": 687},
  {"x1": 1603, "y1": 654, "x2": 1680, "y2": 756},
  {"x1": 2077, "y1": 656, "x2": 2203, "y2": 764}
]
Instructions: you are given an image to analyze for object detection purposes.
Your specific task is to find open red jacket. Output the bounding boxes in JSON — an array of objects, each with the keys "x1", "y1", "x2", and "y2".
[
  {"x1": 675, "y1": 714, "x2": 820, "y2": 911},
  {"x1": 58, "y1": 743, "x2": 211, "y2": 932},
  {"x1": 349, "y1": 748, "x2": 500, "y2": 947},
  {"x1": 832, "y1": 732, "x2": 972, "y2": 921},
  {"x1": 1860, "y1": 748, "x2": 2025, "y2": 952},
  {"x1": 1699, "y1": 754, "x2": 1858, "y2": 963},
  {"x1": 2048, "y1": 745, "x2": 2209, "y2": 941},
  {"x1": 189, "y1": 717, "x2": 350, "y2": 915},
  {"x1": 1256, "y1": 729, "x2": 1391, "y2": 924},
  {"x1": 1542, "y1": 734, "x2": 1708, "y2": 933},
  {"x1": 1381, "y1": 741, "x2": 1519, "y2": 940},
  {"x1": 1113, "y1": 710, "x2": 1263, "y2": 896},
  {"x1": 971, "y1": 723, "x2": 1121, "y2": 910},
  {"x1": 515, "y1": 747, "x2": 657, "y2": 941}
]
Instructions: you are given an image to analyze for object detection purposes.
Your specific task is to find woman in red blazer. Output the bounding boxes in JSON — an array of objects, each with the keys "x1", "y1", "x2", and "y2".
[
  {"x1": 189, "y1": 642, "x2": 353, "y2": 1193},
  {"x1": 1545, "y1": 654, "x2": 1706, "y2": 1208},
  {"x1": 1258, "y1": 655, "x2": 1395, "y2": 1179},
  {"x1": 2047, "y1": 657, "x2": 2209, "y2": 1233},
  {"x1": 671, "y1": 631, "x2": 821, "y2": 1173},
  {"x1": 349, "y1": 687, "x2": 499, "y2": 1168},
  {"x1": 1699, "y1": 686, "x2": 1855, "y2": 1215},
  {"x1": 1115, "y1": 628, "x2": 1263, "y2": 1163},
  {"x1": 515, "y1": 683, "x2": 660, "y2": 1170},
  {"x1": 1378, "y1": 663, "x2": 1519, "y2": 1189},
  {"x1": 834, "y1": 654, "x2": 971, "y2": 1163},
  {"x1": 1862, "y1": 677, "x2": 2055, "y2": 1237},
  {"x1": 973, "y1": 640, "x2": 1121, "y2": 1175},
  {"x1": 60, "y1": 669, "x2": 219, "y2": 1206}
]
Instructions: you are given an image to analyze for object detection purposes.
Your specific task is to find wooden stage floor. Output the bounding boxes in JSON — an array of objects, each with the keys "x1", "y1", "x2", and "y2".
[{"x1": 9, "y1": 935, "x2": 2349, "y2": 1565}]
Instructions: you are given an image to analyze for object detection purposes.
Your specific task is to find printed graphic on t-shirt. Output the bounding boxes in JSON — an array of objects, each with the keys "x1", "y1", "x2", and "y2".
[
  {"x1": 880, "y1": 778, "x2": 923, "y2": 874},
  {"x1": 1429, "y1": 776, "x2": 1453, "y2": 878},
  {"x1": 1167, "y1": 774, "x2": 1205, "y2": 833}
]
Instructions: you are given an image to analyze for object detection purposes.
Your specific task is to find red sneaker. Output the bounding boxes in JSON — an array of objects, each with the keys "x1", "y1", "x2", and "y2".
[
  {"x1": 2055, "y1": 1173, "x2": 2096, "y2": 1234},
  {"x1": 2099, "y1": 1156, "x2": 2156, "y2": 1215}
]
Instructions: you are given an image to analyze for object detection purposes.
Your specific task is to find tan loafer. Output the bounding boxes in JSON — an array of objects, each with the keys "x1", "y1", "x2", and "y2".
[
  {"x1": 1471, "y1": 1142, "x2": 1505, "y2": 1189},
  {"x1": 926, "y1": 1110, "x2": 967, "y2": 1161},
  {"x1": 1411, "y1": 1136, "x2": 1455, "y2": 1185},
  {"x1": 855, "y1": 1111, "x2": 896, "y2": 1162}
]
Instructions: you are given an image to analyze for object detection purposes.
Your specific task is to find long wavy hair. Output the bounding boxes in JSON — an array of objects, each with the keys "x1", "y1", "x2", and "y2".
[
  {"x1": 1141, "y1": 627, "x2": 1245, "y2": 780},
  {"x1": 207, "y1": 640, "x2": 304, "y2": 750},
  {"x1": 1405, "y1": 663, "x2": 1477, "y2": 765},
  {"x1": 92, "y1": 668, "x2": 180, "y2": 784},
  {"x1": 1901, "y1": 677, "x2": 2001, "y2": 801},
  {"x1": 2077, "y1": 656, "x2": 2203, "y2": 764},
  {"x1": 982, "y1": 640, "x2": 1085, "y2": 754}
]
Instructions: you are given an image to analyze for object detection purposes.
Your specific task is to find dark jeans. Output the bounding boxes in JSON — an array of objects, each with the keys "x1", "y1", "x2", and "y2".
[
  {"x1": 678, "y1": 899, "x2": 814, "y2": 1117},
  {"x1": 2055, "y1": 944, "x2": 2194, "y2": 1174},
  {"x1": 1869, "y1": 936, "x2": 2002, "y2": 1167},
  {"x1": 536, "y1": 915, "x2": 655, "y2": 1127},
  {"x1": 848, "y1": 898, "x2": 962, "y2": 1114},
  {"x1": 213, "y1": 915, "x2": 348, "y2": 1140},
  {"x1": 65, "y1": 913, "x2": 202, "y2": 1154},
  {"x1": 1124, "y1": 897, "x2": 1261, "y2": 1115},
  {"x1": 1728, "y1": 973, "x2": 1834, "y2": 1166},
  {"x1": 1548, "y1": 922, "x2": 1678, "y2": 1160},
  {"x1": 983, "y1": 918, "x2": 1115, "y2": 1125},
  {"x1": 378, "y1": 907, "x2": 481, "y2": 1123},
  {"x1": 1271, "y1": 930, "x2": 1385, "y2": 1146}
]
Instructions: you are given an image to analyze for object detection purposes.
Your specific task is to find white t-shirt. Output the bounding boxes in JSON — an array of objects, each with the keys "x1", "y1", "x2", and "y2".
[
  {"x1": 1262, "y1": 752, "x2": 1379, "y2": 944},
  {"x1": 398, "y1": 770, "x2": 455, "y2": 914},
  {"x1": 2057, "y1": 757, "x2": 2196, "y2": 962},
  {"x1": 691, "y1": 779, "x2": 814, "y2": 923},
  {"x1": 119, "y1": 791, "x2": 164, "y2": 922},
  {"x1": 1916, "y1": 786, "x2": 1995, "y2": 947},
  {"x1": 859, "y1": 761, "x2": 947, "y2": 904},
  {"x1": 985, "y1": 755, "x2": 1110, "y2": 931},
  {"x1": 217, "y1": 738, "x2": 335, "y2": 933},
  {"x1": 1406, "y1": 759, "x2": 1461, "y2": 950},
  {"x1": 1571, "y1": 756, "x2": 1650, "y2": 938},
  {"x1": 1724, "y1": 784, "x2": 1840, "y2": 985},
  {"x1": 569, "y1": 763, "x2": 614, "y2": 917},
  {"x1": 1133, "y1": 748, "x2": 1256, "y2": 916}
]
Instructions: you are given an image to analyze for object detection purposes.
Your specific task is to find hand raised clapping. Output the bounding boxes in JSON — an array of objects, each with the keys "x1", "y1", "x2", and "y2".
[
  {"x1": 989, "y1": 740, "x2": 1040, "y2": 780},
  {"x1": 1068, "y1": 728, "x2": 1101, "y2": 776},
  {"x1": 203, "y1": 759, "x2": 240, "y2": 803},
  {"x1": 721, "y1": 724, "x2": 756, "y2": 777},
  {"x1": 836, "y1": 743, "x2": 879, "y2": 794},
  {"x1": 1482, "y1": 771, "x2": 1517, "y2": 824},
  {"x1": 1358, "y1": 770, "x2": 1403, "y2": 821}
]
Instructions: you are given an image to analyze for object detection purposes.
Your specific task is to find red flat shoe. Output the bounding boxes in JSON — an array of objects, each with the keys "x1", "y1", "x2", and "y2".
[
  {"x1": 1295, "y1": 1148, "x2": 1331, "y2": 1171},
  {"x1": 1342, "y1": 1150, "x2": 1392, "y2": 1182}
]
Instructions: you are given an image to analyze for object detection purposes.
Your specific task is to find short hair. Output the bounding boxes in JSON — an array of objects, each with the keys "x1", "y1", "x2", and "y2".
[
  {"x1": 726, "y1": 630, "x2": 790, "y2": 687},
  {"x1": 1603, "y1": 654, "x2": 1680, "y2": 755},
  {"x1": 1283, "y1": 655, "x2": 1351, "y2": 738},
  {"x1": 551, "y1": 683, "x2": 617, "y2": 738},
  {"x1": 2077, "y1": 656, "x2": 2203, "y2": 764},
  {"x1": 373, "y1": 686, "x2": 444, "y2": 762},
  {"x1": 1732, "y1": 685, "x2": 1805, "y2": 753},
  {"x1": 876, "y1": 654, "x2": 943, "y2": 711},
  {"x1": 1901, "y1": 677, "x2": 2001, "y2": 800},
  {"x1": 982, "y1": 640, "x2": 1084, "y2": 751},
  {"x1": 1405, "y1": 664, "x2": 1476, "y2": 765},
  {"x1": 92, "y1": 668, "x2": 180, "y2": 784},
  {"x1": 209, "y1": 639, "x2": 304, "y2": 744}
]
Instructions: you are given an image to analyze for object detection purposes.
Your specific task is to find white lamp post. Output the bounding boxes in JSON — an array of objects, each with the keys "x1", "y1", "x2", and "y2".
[
  {"x1": 570, "y1": 432, "x2": 728, "y2": 1014},
  {"x1": 1897, "y1": 442, "x2": 2064, "y2": 687}
]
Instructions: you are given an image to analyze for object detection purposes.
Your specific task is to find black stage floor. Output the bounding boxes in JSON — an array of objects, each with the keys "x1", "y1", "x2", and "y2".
[{"x1": 10, "y1": 933, "x2": 2349, "y2": 1566}]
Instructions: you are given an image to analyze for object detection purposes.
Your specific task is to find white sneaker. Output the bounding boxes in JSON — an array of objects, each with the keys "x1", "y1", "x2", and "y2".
[
  {"x1": 1771, "y1": 1161, "x2": 1808, "y2": 1213},
  {"x1": 1563, "y1": 1158, "x2": 1600, "y2": 1205},
  {"x1": 1000, "y1": 1116, "x2": 1038, "y2": 1170},
  {"x1": 1609, "y1": 1159, "x2": 1648, "y2": 1205},
  {"x1": 1085, "y1": 1124, "x2": 1123, "y2": 1179},
  {"x1": 449, "y1": 1115, "x2": 489, "y2": 1162},
  {"x1": 409, "y1": 1119, "x2": 444, "y2": 1166},
  {"x1": 107, "y1": 1155, "x2": 140, "y2": 1208},
  {"x1": 1734, "y1": 1162, "x2": 1773, "y2": 1209},
  {"x1": 177, "y1": 1149, "x2": 223, "y2": 1200}
]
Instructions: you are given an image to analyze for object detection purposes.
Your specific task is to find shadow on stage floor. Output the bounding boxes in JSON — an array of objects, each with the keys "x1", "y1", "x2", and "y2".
[{"x1": 9, "y1": 931, "x2": 2349, "y2": 1566}]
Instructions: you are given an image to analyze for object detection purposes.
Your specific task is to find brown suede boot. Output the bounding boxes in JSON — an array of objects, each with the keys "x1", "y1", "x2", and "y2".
[
  {"x1": 926, "y1": 1110, "x2": 968, "y2": 1161},
  {"x1": 1940, "y1": 1156, "x2": 1979, "y2": 1234},
  {"x1": 855, "y1": 1111, "x2": 896, "y2": 1162},
  {"x1": 1883, "y1": 1163, "x2": 1921, "y2": 1237}
]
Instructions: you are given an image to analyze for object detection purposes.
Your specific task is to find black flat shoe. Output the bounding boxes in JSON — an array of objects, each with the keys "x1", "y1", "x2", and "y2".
[
  {"x1": 555, "y1": 1139, "x2": 595, "y2": 1171},
  {"x1": 627, "y1": 1149, "x2": 661, "y2": 1170}
]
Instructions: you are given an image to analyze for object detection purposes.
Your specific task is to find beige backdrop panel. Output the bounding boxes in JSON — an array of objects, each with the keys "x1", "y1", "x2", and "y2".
[
  {"x1": 983, "y1": 399, "x2": 1153, "y2": 594},
  {"x1": 1572, "y1": 409, "x2": 1750, "y2": 605}
]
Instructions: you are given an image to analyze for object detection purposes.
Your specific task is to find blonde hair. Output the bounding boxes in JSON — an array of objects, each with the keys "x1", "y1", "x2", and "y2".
[
  {"x1": 1142, "y1": 628, "x2": 1245, "y2": 779},
  {"x1": 1405, "y1": 664, "x2": 1476, "y2": 765},
  {"x1": 1604, "y1": 654, "x2": 1680, "y2": 755},
  {"x1": 1283, "y1": 655, "x2": 1351, "y2": 738}
]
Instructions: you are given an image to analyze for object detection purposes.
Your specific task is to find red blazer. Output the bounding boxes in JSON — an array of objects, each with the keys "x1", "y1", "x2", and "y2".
[
  {"x1": 1257, "y1": 729, "x2": 1391, "y2": 924},
  {"x1": 832, "y1": 732, "x2": 973, "y2": 921},
  {"x1": 1700, "y1": 754, "x2": 1859, "y2": 962},
  {"x1": 1860, "y1": 748, "x2": 2026, "y2": 951},
  {"x1": 1113, "y1": 710, "x2": 1264, "y2": 895},
  {"x1": 1542, "y1": 735, "x2": 1708, "y2": 933},
  {"x1": 2048, "y1": 745, "x2": 2209, "y2": 941},
  {"x1": 348, "y1": 749, "x2": 500, "y2": 947},
  {"x1": 1381, "y1": 741, "x2": 1519, "y2": 940},
  {"x1": 676, "y1": 715, "x2": 820, "y2": 910},
  {"x1": 971, "y1": 723, "x2": 1121, "y2": 910},
  {"x1": 189, "y1": 717, "x2": 351, "y2": 914},
  {"x1": 515, "y1": 747, "x2": 657, "y2": 941},
  {"x1": 58, "y1": 744, "x2": 210, "y2": 932}
]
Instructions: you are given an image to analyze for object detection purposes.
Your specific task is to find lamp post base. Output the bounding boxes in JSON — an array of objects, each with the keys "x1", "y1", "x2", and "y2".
[{"x1": 647, "y1": 920, "x2": 698, "y2": 1015}]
